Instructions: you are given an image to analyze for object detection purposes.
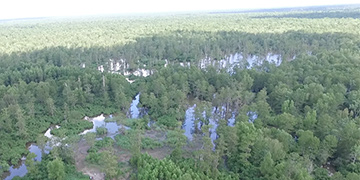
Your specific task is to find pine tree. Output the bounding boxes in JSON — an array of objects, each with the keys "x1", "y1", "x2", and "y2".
[
  {"x1": 260, "y1": 152, "x2": 275, "y2": 176},
  {"x1": 47, "y1": 158, "x2": 65, "y2": 180}
]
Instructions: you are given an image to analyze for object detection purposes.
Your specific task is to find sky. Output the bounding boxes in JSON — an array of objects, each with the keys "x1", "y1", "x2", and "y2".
[{"x1": 0, "y1": 0, "x2": 359, "y2": 20}]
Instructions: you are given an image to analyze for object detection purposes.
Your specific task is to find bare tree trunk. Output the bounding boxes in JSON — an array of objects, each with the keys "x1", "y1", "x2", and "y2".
[{"x1": 102, "y1": 75, "x2": 106, "y2": 89}]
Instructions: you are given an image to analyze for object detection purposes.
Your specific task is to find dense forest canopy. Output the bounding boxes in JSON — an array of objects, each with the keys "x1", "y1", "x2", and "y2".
[
  {"x1": 1, "y1": 9, "x2": 360, "y2": 55},
  {"x1": 1, "y1": 5, "x2": 360, "y2": 180}
]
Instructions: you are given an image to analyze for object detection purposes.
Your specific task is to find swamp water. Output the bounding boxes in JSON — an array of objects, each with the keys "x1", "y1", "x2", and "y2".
[
  {"x1": 182, "y1": 104, "x2": 255, "y2": 148},
  {"x1": 4, "y1": 95, "x2": 141, "y2": 179}
]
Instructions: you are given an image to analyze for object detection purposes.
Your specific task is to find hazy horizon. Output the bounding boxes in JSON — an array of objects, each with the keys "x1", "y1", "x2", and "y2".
[{"x1": 0, "y1": 0, "x2": 359, "y2": 20}]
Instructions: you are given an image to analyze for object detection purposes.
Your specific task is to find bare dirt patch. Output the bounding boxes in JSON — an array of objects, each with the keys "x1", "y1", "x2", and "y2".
[
  {"x1": 75, "y1": 139, "x2": 105, "y2": 180},
  {"x1": 143, "y1": 146, "x2": 172, "y2": 159},
  {"x1": 144, "y1": 129, "x2": 167, "y2": 141},
  {"x1": 75, "y1": 130, "x2": 172, "y2": 180}
]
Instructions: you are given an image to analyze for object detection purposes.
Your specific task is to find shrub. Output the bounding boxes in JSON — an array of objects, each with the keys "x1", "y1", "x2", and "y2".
[
  {"x1": 141, "y1": 137, "x2": 163, "y2": 149},
  {"x1": 87, "y1": 137, "x2": 114, "y2": 153},
  {"x1": 157, "y1": 115, "x2": 178, "y2": 128},
  {"x1": 96, "y1": 127, "x2": 107, "y2": 135}
]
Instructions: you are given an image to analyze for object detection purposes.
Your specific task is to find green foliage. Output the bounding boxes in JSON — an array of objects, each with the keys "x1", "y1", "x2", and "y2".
[
  {"x1": 0, "y1": 161, "x2": 10, "y2": 177},
  {"x1": 47, "y1": 158, "x2": 65, "y2": 180},
  {"x1": 100, "y1": 150, "x2": 122, "y2": 179},
  {"x1": 313, "y1": 168, "x2": 330, "y2": 180},
  {"x1": 227, "y1": 122, "x2": 258, "y2": 173},
  {"x1": 157, "y1": 115, "x2": 179, "y2": 128},
  {"x1": 166, "y1": 129, "x2": 187, "y2": 148},
  {"x1": 141, "y1": 137, "x2": 163, "y2": 150},
  {"x1": 25, "y1": 153, "x2": 38, "y2": 175},
  {"x1": 2, "y1": 6, "x2": 360, "y2": 180},
  {"x1": 131, "y1": 153, "x2": 237, "y2": 180},
  {"x1": 260, "y1": 152, "x2": 275, "y2": 176},
  {"x1": 120, "y1": 118, "x2": 149, "y2": 130},
  {"x1": 65, "y1": 164, "x2": 90, "y2": 180},
  {"x1": 96, "y1": 127, "x2": 108, "y2": 135},
  {"x1": 346, "y1": 172, "x2": 360, "y2": 180},
  {"x1": 88, "y1": 137, "x2": 114, "y2": 153},
  {"x1": 114, "y1": 133, "x2": 132, "y2": 150},
  {"x1": 86, "y1": 149, "x2": 123, "y2": 179},
  {"x1": 85, "y1": 152, "x2": 102, "y2": 164},
  {"x1": 297, "y1": 130, "x2": 320, "y2": 159},
  {"x1": 52, "y1": 119, "x2": 93, "y2": 137},
  {"x1": 21, "y1": 153, "x2": 90, "y2": 180},
  {"x1": 84, "y1": 132, "x2": 96, "y2": 147},
  {"x1": 115, "y1": 130, "x2": 163, "y2": 150}
]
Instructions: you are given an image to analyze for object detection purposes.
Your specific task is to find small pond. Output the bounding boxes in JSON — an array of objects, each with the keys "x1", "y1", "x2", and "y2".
[
  {"x1": 3, "y1": 143, "x2": 46, "y2": 180},
  {"x1": 80, "y1": 114, "x2": 130, "y2": 139}
]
